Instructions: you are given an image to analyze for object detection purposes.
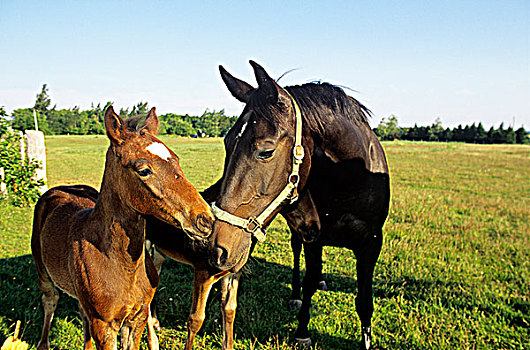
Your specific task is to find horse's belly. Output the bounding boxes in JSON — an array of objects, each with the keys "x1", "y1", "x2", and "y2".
[{"x1": 308, "y1": 159, "x2": 390, "y2": 246}]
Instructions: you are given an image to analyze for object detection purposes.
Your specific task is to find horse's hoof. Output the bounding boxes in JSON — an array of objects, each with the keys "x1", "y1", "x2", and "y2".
[
  {"x1": 318, "y1": 280, "x2": 327, "y2": 291},
  {"x1": 296, "y1": 337, "x2": 312, "y2": 348},
  {"x1": 360, "y1": 326, "x2": 372, "y2": 349},
  {"x1": 289, "y1": 299, "x2": 302, "y2": 309}
]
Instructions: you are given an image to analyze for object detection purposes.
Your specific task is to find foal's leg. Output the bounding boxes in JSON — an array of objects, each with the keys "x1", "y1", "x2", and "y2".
[
  {"x1": 91, "y1": 319, "x2": 118, "y2": 350},
  {"x1": 185, "y1": 268, "x2": 221, "y2": 350},
  {"x1": 79, "y1": 303, "x2": 94, "y2": 350},
  {"x1": 294, "y1": 242, "x2": 324, "y2": 348},
  {"x1": 220, "y1": 272, "x2": 241, "y2": 350},
  {"x1": 288, "y1": 231, "x2": 303, "y2": 309},
  {"x1": 354, "y1": 231, "x2": 382, "y2": 350},
  {"x1": 122, "y1": 306, "x2": 151, "y2": 350},
  {"x1": 120, "y1": 324, "x2": 132, "y2": 349},
  {"x1": 36, "y1": 277, "x2": 59, "y2": 350}
]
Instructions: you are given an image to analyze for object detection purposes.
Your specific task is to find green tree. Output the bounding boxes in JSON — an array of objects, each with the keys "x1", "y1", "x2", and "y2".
[
  {"x1": 0, "y1": 106, "x2": 8, "y2": 135},
  {"x1": 505, "y1": 126, "x2": 516, "y2": 144},
  {"x1": 439, "y1": 127, "x2": 452, "y2": 142},
  {"x1": 515, "y1": 127, "x2": 529, "y2": 144},
  {"x1": 120, "y1": 102, "x2": 150, "y2": 117},
  {"x1": 476, "y1": 123, "x2": 487, "y2": 143},
  {"x1": 34, "y1": 84, "x2": 52, "y2": 114},
  {"x1": 375, "y1": 114, "x2": 402, "y2": 140},
  {"x1": 11, "y1": 108, "x2": 49, "y2": 133},
  {"x1": 428, "y1": 118, "x2": 443, "y2": 141}
]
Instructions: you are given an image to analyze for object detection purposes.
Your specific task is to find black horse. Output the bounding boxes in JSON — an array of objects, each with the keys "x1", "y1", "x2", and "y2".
[{"x1": 205, "y1": 60, "x2": 390, "y2": 349}]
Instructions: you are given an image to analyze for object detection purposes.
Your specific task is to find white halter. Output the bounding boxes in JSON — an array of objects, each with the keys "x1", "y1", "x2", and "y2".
[{"x1": 211, "y1": 91, "x2": 304, "y2": 242}]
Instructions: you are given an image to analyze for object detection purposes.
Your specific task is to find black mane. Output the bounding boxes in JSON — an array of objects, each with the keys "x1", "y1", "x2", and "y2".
[{"x1": 285, "y1": 83, "x2": 371, "y2": 136}]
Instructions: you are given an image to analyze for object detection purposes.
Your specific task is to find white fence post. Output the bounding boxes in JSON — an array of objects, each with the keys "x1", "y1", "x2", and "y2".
[
  {"x1": 0, "y1": 167, "x2": 6, "y2": 198},
  {"x1": 24, "y1": 130, "x2": 48, "y2": 194}
]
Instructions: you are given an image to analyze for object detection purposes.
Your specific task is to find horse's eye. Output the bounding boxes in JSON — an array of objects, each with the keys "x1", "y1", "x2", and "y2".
[
  {"x1": 137, "y1": 168, "x2": 153, "y2": 177},
  {"x1": 258, "y1": 149, "x2": 275, "y2": 160}
]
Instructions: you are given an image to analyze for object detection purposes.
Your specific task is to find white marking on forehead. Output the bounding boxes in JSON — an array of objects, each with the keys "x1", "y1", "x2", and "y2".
[
  {"x1": 146, "y1": 142, "x2": 172, "y2": 161},
  {"x1": 236, "y1": 122, "x2": 248, "y2": 139}
]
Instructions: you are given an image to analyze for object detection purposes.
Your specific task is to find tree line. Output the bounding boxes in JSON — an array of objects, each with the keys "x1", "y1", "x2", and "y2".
[
  {"x1": 3, "y1": 85, "x2": 529, "y2": 144},
  {"x1": 6, "y1": 85, "x2": 237, "y2": 137},
  {"x1": 374, "y1": 115, "x2": 529, "y2": 144}
]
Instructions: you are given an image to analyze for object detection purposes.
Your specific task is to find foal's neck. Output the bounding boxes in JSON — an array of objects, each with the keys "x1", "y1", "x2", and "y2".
[{"x1": 93, "y1": 172, "x2": 146, "y2": 268}]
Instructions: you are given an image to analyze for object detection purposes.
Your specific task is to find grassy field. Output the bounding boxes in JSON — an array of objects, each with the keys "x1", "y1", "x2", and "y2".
[{"x1": 0, "y1": 136, "x2": 528, "y2": 349}]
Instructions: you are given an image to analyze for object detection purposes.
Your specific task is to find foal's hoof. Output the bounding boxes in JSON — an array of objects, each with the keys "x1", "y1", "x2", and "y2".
[
  {"x1": 318, "y1": 280, "x2": 328, "y2": 291},
  {"x1": 289, "y1": 299, "x2": 303, "y2": 309},
  {"x1": 296, "y1": 337, "x2": 312, "y2": 349}
]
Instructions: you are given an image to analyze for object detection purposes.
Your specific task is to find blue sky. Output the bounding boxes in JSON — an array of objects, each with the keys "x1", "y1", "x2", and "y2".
[{"x1": 1, "y1": 0, "x2": 528, "y2": 128}]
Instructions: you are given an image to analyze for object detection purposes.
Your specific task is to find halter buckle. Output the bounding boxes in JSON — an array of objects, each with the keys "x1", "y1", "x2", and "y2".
[
  {"x1": 293, "y1": 144, "x2": 304, "y2": 162},
  {"x1": 244, "y1": 217, "x2": 261, "y2": 233}
]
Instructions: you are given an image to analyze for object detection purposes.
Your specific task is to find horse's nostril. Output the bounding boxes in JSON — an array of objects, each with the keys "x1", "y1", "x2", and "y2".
[
  {"x1": 216, "y1": 247, "x2": 228, "y2": 267},
  {"x1": 195, "y1": 214, "x2": 213, "y2": 235}
]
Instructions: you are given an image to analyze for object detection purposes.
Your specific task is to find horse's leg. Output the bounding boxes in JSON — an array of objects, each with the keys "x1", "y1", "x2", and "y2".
[
  {"x1": 354, "y1": 231, "x2": 382, "y2": 350},
  {"x1": 79, "y1": 303, "x2": 94, "y2": 350},
  {"x1": 146, "y1": 304, "x2": 160, "y2": 350},
  {"x1": 282, "y1": 191, "x2": 322, "y2": 310},
  {"x1": 185, "y1": 268, "x2": 219, "y2": 350},
  {"x1": 294, "y1": 242, "x2": 323, "y2": 348},
  {"x1": 35, "y1": 273, "x2": 59, "y2": 350},
  {"x1": 220, "y1": 272, "x2": 241, "y2": 350},
  {"x1": 288, "y1": 231, "x2": 302, "y2": 309},
  {"x1": 148, "y1": 245, "x2": 166, "y2": 331}
]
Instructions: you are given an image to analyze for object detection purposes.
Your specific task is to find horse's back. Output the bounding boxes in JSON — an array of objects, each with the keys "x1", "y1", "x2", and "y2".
[
  {"x1": 32, "y1": 185, "x2": 99, "y2": 294},
  {"x1": 34, "y1": 185, "x2": 98, "y2": 235}
]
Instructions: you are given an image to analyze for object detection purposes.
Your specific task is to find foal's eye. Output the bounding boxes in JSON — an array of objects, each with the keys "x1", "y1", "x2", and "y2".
[
  {"x1": 257, "y1": 149, "x2": 275, "y2": 160},
  {"x1": 137, "y1": 168, "x2": 153, "y2": 177}
]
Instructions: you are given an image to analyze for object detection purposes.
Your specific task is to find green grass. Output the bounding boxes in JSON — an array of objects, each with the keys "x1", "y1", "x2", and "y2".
[{"x1": 1, "y1": 137, "x2": 528, "y2": 349}]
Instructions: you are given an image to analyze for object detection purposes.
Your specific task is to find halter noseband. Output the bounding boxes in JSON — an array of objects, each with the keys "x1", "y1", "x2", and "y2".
[{"x1": 211, "y1": 90, "x2": 304, "y2": 242}]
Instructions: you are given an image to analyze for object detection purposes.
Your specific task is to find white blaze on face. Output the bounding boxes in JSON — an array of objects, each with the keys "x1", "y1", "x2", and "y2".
[
  {"x1": 236, "y1": 122, "x2": 248, "y2": 139},
  {"x1": 146, "y1": 142, "x2": 172, "y2": 161}
]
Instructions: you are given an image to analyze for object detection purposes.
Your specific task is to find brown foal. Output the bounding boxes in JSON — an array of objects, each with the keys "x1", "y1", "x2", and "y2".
[{"x1": 31, "y1": 106, "x2": 214, "y2": 350}]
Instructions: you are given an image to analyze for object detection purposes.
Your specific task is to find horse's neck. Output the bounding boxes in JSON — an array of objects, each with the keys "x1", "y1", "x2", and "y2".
[{"x1": 92, "y1": 184, "x2": 146, "y2": 269}]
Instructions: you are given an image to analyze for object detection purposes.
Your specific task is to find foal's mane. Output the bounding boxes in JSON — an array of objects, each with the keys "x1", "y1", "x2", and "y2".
[
  {"x1": 124, "y1": 114, "x2": 149, "y2": 132},
  {"x1": 284, "y1": 83, "x2": 372, "y2": 137}
]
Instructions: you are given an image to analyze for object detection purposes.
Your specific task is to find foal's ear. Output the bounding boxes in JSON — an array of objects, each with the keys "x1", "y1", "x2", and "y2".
[
  {"x1": 105, "y1": 106, "x2": 125, "y2": 144},
  {"x1": 219, "y1": 65, "x2": 255, "y2": 103},
  {"x1": 140, "y1": 107, "x2": 159, "y2": 135}
]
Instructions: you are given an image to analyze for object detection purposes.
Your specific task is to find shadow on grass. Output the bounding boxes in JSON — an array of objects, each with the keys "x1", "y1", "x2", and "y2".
[
  {"x1": 0, "y1": 254, "x2": 356, "y2": 349},
  {"x1": 0, "y1": 254, "x2": 81, "y2": 346},
  {"x1": 154, "y1": 257, "x2": 359, "y2": 349},
  {"x1": 6, "y1": 253, "x2": 517, "y2": 349}
]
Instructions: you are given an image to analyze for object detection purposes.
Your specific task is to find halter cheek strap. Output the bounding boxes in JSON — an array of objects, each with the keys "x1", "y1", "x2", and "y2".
[{"x1": 211, "y1": 90, "x2": 304, "y2": 243}]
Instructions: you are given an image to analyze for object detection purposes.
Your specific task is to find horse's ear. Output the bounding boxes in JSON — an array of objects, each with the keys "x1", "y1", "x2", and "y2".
[
  {"x1": 105, "y1": 106, "x2": 125, "y2": 144},
  {"x1": 140, "y1": 107, "x2": 159, "y2": 135},
  {"x1": 249, "y1": 60, "x2": 281, "y2": 104},
  {"x1": 219, "y1": 65, "x2": 255, "y2": 103}
]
